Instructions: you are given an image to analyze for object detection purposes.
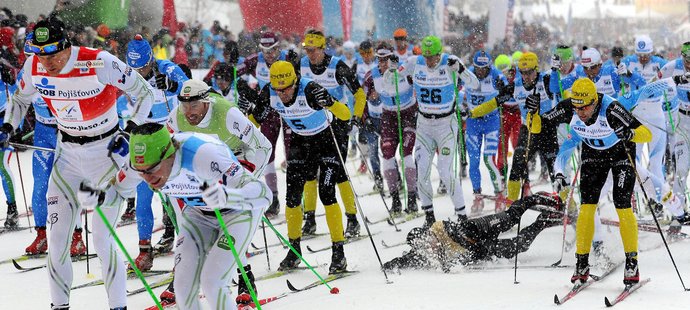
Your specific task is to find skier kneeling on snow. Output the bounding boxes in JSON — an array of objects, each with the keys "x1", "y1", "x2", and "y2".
[{"x1": 383, "y1": 192, "x2": 563, "y2": 271}]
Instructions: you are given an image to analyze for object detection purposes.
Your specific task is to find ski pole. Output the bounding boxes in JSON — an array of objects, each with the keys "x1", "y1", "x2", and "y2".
[
  {"x1": 514, "y1": 87, "x2": 538, "y2": 284},
  {"x1": 262, "y1": 216, "x2": 340, "y2": 291},
  {"x1": 82, "y1": 182, "x2": 163, "y2": 309},
  {"x1": 353, "y1": 140, "x2": 401, "y2": 232},
  {"x1": 210, "y1": 205, "x2": 262, "y2": 310},
  {"x1": 393, "y1": 70, "x2": 409, "y2": 211},
  {"x1": 551, "y1": 165, "x2": 581, "y2": 267},
  {"x1": 84, "y1": 207, "x2": 93, "y2": 278},
  {"x1": 327, "y1": 123, "x2": 393, "y2": 283},
  {"x1": 452, "y1": 71, "x2": 467, "y2": 174},
  {"x1": 9, "y1": 142, "x2": 54, "y2": 153},
  {"x1": 622, "y1": 144, "x2": 690, "y2": 291},
  {"x1": 261, "y1": 218, "x2": 271, "y2": 270},
  {"x1": 12, "y1": 150, "x2": 32, "y2": 231},
  {"x1": 156, "y1": 192, "x2": 179, "y2": 233}
]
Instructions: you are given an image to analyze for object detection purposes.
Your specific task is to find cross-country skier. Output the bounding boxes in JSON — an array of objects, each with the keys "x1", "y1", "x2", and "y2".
[
  {"x1": 115, "y1": 123, "x2": 270, "y2": 310},
  {"x1": 531, "y1": 78, "x2": 651, "y2": 286},
  {"x1": 4, "y1": 18, "x2": 154, "y2": 310}
]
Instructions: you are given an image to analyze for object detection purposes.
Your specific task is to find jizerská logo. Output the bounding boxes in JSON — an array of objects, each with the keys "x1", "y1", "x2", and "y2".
[
  {"x1": 35, "y1": 27, "x2": 49, "y2": 43},
  {"x1": 134, "y1": 143, "x2": 146, "y2": 155}
]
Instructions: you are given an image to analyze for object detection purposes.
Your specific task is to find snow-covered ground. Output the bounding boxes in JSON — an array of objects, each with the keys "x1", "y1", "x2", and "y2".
[{"x1": 1, "y1": 124, "x2": 690, "y2": 309}]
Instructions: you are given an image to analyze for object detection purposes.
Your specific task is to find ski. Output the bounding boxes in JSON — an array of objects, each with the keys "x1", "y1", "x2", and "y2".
[
  {"x1": 0, "y1": 253, "x2": 47, "y2": 266},
  {"x1": 387, "y1": 212, "x2": 424, "y2": 226},
  {"x1": 0, "y1": 226, "x2": 33, "y2": 235},
  {"x1": 251, "y1": 232, "x2": 331, "y2": 250},
  {"x1": 604, "y1": 278, "x2": 651, "y2": 307},
  {"x1": 381, "y1": 239, "x2": 406, "y2": 248},
  {"x1": 600, "y1": 218, "x2": 690, "y2": 238},
  {"x1": 12, "y1": 253, "x2": 97, "y2": 272},
  {"x1": 365, "y1": 216, "x2": 390, "y2": 225},
  {"x1": 127, "y1": 274, "x2": 174, "y2": 296},
  {"x1": 286, "y1": 270, "x2": 359, "y2": 292},
  {"x1": 554, "y1": 263, "x2": 620, "y2": 305},
  {"x1": 232, "y1": 264, "x2": 329, "y2": 286},
  {"x1": 72, "y1": 270, "x2": 171, "y2": 290},
  {"x1": 305, "y1": 233, "x2": 378, "y2": 253},
  {"x1": 464, "y1": 264, "x2": 572, "y2": 271},
  {"x1": 246, "y1": 248, "x2": 265, "y2": 258}
]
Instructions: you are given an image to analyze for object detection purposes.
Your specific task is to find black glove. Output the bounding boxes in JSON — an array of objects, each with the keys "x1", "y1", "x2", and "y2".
[
  {"x1": 123, "y1": 120, "x2": 137, "y2": 134},
  {"x1": 0, "y1": 65, "x2": 14, "y2": 85},
  {"x1": 312, "y1": 86, "x2": 331, "y2": 106},
  {"x1": 550, "y1": 54, "x2": 561, "y2": 71},
  {"x1": 0, "y1": 123, "x2": 13, "y2": 145},
  {"x1": 155, "y1": 74, "x2": 178, "y2": 92},
  {"x1": 552, "y1": 173, "x2": 569, "y2": 193},
  {"x1": 495, "y1": 83, "x2": 515, "y2": 105},
  {"x1": 614, "y1": 126, "x2": 634, "y2": 141},
  {"x1": 448, "y1": 57, "x2": 465, "y2": 74},
  {"x1": 237, "y1": 95, "x2": 254, "y2": 114},
  {"x1": 458, "y1": 106, "x2": 469, "y2": 120},
  {"x1": 525, "y1": 93, "x2": 540, "y2": 113},
  {"x1": 673, "y1": 73, "x2": 690, "y2": 85}
]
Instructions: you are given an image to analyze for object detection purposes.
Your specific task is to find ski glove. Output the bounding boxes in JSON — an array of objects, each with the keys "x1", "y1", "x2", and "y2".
[
  {"x1": 312, "y1": 86, "x2": 332, "y2": 107},
  {"x1": 107, "y1": 132, "x2": 130, "y2": 158},
  {"x1": 237, "y1": 95, "x2": 254, "y2": 114},
  {"x1": 387, "y1": 55, "x2": 400, "y2": 72},
  {"x1": 525, "y1": 93, "x2": 541, "y2": 113},
  {"x1": 673, "y1": 72, "x2": 690, "y2": 85},
  {"x1": 0, "y1": 64, "x2": 14, "y2": 85},
  {"x1": 553, "y1": 173, "x2": 569, "y2": 193},
  {"x1": 155, "y1": 73, "x2": 178, "y2": 92},
  {"x1": 550, "y1": 54, "x2": 561, "y2": 71},
  {"x1": 616, "y1": 63, "x2": 631, "y2": 77},
  {"x1": 0, "y1": 123, "x2": 13, "y2": 146},
  {"x1": 448, "y1": 58, "x2": 465, "y2": 74},
  {"x1": 201, "y1": 182, "x2": 229, "y2": 209},
  {"x1": 458, "y1": 105, "x2": 470, "y2": 120},
  {"x1": 614, "y1": 126, "x2": 634, "y2": 141}
]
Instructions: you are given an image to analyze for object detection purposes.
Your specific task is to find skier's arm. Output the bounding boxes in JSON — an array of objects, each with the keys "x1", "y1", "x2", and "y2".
[
  {"x1": 225, "y1": 107, "x2": 272, "y2": 177},
  {"x1": 450, "y1": 55, "x2": 479, "y2": 89},
  {"x1": 4, "y1": 64, "x2": 36, "y2": 128},
  {"x1": 335, "y1": 59, "x2": 365, "y2": 117},
  {"x1": 607, "y1": 101, "x2": 651, "y2": 143},
  {"x1": 529, "y1": 99, "x2": 574, "y2": 134},
  {"x1": 158, "y1": 60, "x2": 190, "y2": 95},
  {"x1": 470, "y1": 80, "x2": 514, "y2": 118},
  {"x1": 305, "y1": 81, "x2": 351, "y2": 121},
  {"x1": 248, "y1": 84, "x2": 273, "y2": 124},
  {"x1": 554, "y1": 132, "x2": 582, "y2": 176},
  {"x1": 97, "y1": 51, "x2": 154, "y2": 125}
]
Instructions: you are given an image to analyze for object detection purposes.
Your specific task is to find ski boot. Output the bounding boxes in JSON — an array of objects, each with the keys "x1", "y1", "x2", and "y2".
[
  {"x1": 344, "y1": 214, "x2": 360, "y2": 238},
  {"x1": 120, "y1": 198, "x2": 136, "y2": 223},
  {"x1": 4, "y1": 202, "x2": 18, "y2": 229},
  {"x1": 26, "y1": 226, "x2": 48, "y2": 255},
  {"x1": 373, "y1": 174, "x2": 384, "y2": 193},
  {"x1": 278, "y1": 238, "x2": 301, "y2": 271},
  {"x1": 154, "y1": 225, "x2": 175, "y2": 254},
  {"x1": 675, "y1": 211, "x2": 690, "y2": 225},
  {"x1": 623, "y1": 252, "x2": 639, "y2": 285},
  {"x1": 571, "y1": 253, "x2": 590, "y2": 284},
  {"x1": 264, "y1": 194, "x2": 280, "y2": 218},
  {"x1": 236, "y1": 264, "x2": 256, "y2": 305},
  {"x1": 405, "y1": 192, "x2": 418, "y2": 214},
  {"x1": 302, "y1": 211, "x2": 317, "y2": 235},
  {"x1": 110, "y1": 307, "x2": 127, "y2": 310},
  {"x1": 159, "y1": 281, "x2": 175, "y2": 306},
  {"x1": 129, "y1": 240, "x2": 154, "y2": 272},
  {"x1": 70, "y1": 228, "x2": 86, "y2": 257},
  {"x1": 470, "y1": 192, "x2": 485, "y2": 215},
  {"x1": 328, "y1": 241, "x2": 347, "y2": 274},
  {"x1": 51, "y1": 304, "x2": 70, "y2": 310},
  {"x1": 437, "y1": 180, "x2": 447, "y2": 195},
  {"x1": 390, "y1": 191, "x2": 403, "y2": 214},
  {"x1": 423, "y1": 208, "x2": 435, "y2": 228}
]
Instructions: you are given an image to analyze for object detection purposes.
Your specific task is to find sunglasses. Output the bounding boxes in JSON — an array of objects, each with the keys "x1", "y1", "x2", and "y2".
[
  {"x1": 582, "y1": 64, "x2": 601, "y2": 70},
  {"x1": 130, "y1": 141, "x2": 172, "y2": 175},
  {"x1": 27, "y1": 39, "x2": 67, "y2": 55},
  {"x1": 519, "y1": 69, "x2": 536, "y2": 76}
]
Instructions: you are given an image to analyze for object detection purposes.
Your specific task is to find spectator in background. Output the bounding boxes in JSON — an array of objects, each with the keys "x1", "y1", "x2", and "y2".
[
  {"x1": 172, "y1": 37, "x2": 188, "y2": 66},
  {"x1": 186, "y1": 33, "x2": 202, "y2": 68}
]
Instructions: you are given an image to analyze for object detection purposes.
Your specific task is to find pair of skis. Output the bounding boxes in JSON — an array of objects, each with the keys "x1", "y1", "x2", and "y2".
[{"x1": 554, "y1": 263, "x2": 651, "y2": 307}]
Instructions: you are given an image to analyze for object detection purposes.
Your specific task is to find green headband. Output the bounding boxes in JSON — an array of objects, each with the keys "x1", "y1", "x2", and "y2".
[
  {"x1": 555, "y1": 46, "x2": 573, "y2": 61},
  {"x1": 129, "y1": 127, "x2": 175, "y2": 166}
]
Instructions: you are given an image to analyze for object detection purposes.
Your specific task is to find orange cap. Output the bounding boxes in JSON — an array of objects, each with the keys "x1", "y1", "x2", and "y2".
[
  {"x1": 412, "y1": 46, "x2": 421, "y2": 55},
  {"x1": 393, "y1": 28, "x2": 407, "y2": 39},
  {"x1": 97, "y1": 24, "x2": 110, "y2": 38}
]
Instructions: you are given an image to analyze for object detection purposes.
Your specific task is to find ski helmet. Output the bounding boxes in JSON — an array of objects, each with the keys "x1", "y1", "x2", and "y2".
[
  {"x1": 518, "y1": 52, "x2": 539, "y2": 70},
  {"x1": 472, "y1": 50, "x2": 492, "y2": 68},
  {"x1": 494, "y1": 54, "x2": 511, "y2": 71},
  {"x1": 681, "y1": 42, "x2": 690, "y2": 58},
  {"x1": 126, "y1": 34, "x2": 152, "y2": 69},
  {"x1": 511, "y1": 51, "x2": 523, "y2": 65},
  {"x1": 269, "y1": 60, "x2": 296, "y2": 90},
  {"x1": 420, "y1": 36, "x2": 442, "y2": 57},
  {"x1": 177, "y1": 79, "x2": 211, "y2": 102},
  {"x1": 570, "y1": 78, "x2": 597, "y2": 107},
  {"x1": 129, "y1": 123, "x2": 175, "y2": 168}
]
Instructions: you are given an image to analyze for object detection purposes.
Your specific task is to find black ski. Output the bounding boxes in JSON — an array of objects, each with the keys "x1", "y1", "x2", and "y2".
[
  {"x1": 387, "y1": 212, "x2": 424, "y2": 226},
  {"x1": 604, "y1": 278, "x2": 651, "y2": 307},
  {"x1": 231, "y1": 264, "x2": 329, "y2": 286},
  {"x1": 12, "y1": 253, "x2": 97, "y2": 272},
  {"x1": 72, "y1": 270, "x2": 171, "y2": 290},
  {"x1": 286, "y1": 270, "x2": 359, "y2": 292}
]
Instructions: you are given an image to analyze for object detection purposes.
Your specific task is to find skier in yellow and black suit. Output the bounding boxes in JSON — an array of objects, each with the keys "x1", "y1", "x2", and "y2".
[{"x1": 529, "y1": 78, "x2": 651, "y2": 286}]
